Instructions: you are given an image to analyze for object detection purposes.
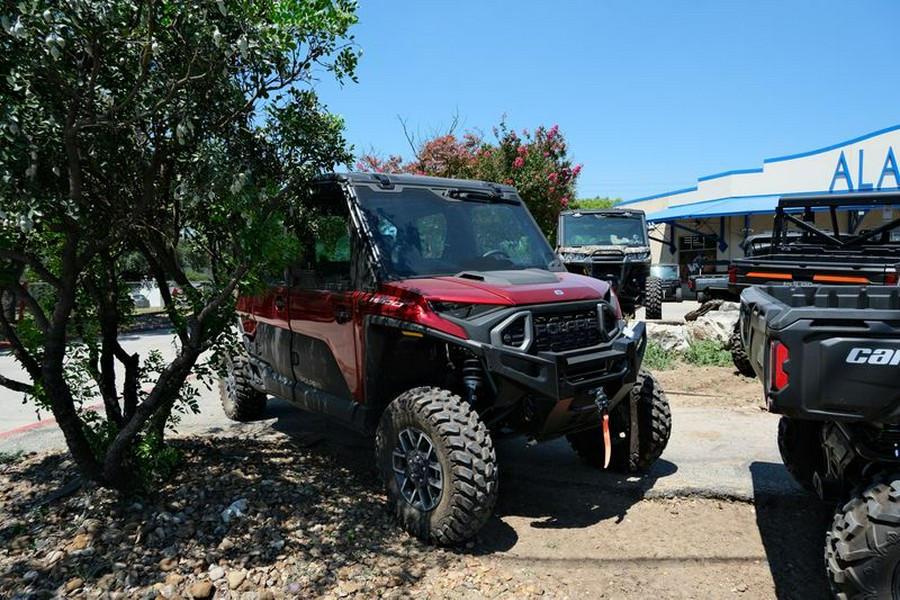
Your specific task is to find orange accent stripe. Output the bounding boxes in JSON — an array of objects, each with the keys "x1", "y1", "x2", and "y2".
[
  {"x1": 746, "y1": 271, "x2": 793, "y2": 281},
  {"x1": 813, "y1": 274, "x2": 870, "y2": 284}
]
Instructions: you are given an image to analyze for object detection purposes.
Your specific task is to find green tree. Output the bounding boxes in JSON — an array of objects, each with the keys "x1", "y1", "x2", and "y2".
[
  {"x1": 0, "y1": 0, "x2": 358, "y2": 488},
  {"x1": 570, "y1": 196, "x2": 620, "y2": 210}
]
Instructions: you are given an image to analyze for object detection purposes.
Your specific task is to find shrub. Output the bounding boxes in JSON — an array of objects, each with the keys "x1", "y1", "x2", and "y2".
[
  {"x1": 682, "y1": 340, "x2": 732, "y2": 367},
  {"x1": 642, "y1": 341, "x2": 677, "y2": 371}
]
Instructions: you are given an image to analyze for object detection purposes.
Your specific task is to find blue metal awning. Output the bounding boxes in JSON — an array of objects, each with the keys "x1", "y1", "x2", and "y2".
[{"x1": 646, "y1": 195, "x2": 781, "y2": 223}]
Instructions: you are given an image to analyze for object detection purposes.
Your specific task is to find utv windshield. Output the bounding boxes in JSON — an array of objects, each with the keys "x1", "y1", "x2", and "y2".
[
  {"x1": 651, "y1": 264, "x2": 679, "y2": 280},
  {"x1": 560, "y1": 213, "x2": 648, "y2": 247},
  {"x1": 353, "y1": 184, "x2": 562, "y2": 279}
]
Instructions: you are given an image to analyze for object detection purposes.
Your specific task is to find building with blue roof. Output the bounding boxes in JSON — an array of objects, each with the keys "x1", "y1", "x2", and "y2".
[{"x1": 620, "y1": 125, "x2": 900, "y2": 275}]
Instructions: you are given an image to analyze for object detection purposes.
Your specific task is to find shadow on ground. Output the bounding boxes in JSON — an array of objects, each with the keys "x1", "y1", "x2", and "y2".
[{"x1": 750, "y1": 461, "x2": 832, "y2": 600}]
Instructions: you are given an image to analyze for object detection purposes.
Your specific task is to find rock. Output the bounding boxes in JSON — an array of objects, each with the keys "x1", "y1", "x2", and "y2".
[
  {"x1": 23, "y1": 570, "x2": 39, "y2": 582},
  {"x1": 165, "y1": 573, "x2": 184, "y2": 586},
  {"x1": 97, "y1": 573, "x2": 116, "y2": 590},
  {"x1": 160, "y1": 557, "x2": 178, "y2": 572},
  {"x1": 719, "y1": 301, "x2": 740, "y2": 312},
  {"x1": 218, "y1": 538, "x2": 235, "y2": 552},
  {"x1": 209, "y1": 565, "x2": 226, "y2": 581},
  {"x1": 221, "y1": 499, "x2": 249, "y2": 523},
  {"x1": 65, "y1": 577, "x2": 84, "y2": 593},
  {"x1": 646, "y1": 322, "x2": 691, "y2": 352},
  {"x1": 228, "y1": 570, "x2": 247, "y2": 590},
  {"x1": 189, "y1": 581, "x2": 215, "y2": 599},
  {"x1": 689, "y1": 311, "x2": 738, "y2": 345},
  {"x1": 70, "y1": 533, "x2": 91, "y2": 550}
]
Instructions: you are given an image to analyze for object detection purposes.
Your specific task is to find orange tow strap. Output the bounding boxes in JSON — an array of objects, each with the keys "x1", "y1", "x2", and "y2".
[{"x1": 602, "y1": 414, "x2": 611, "y2": 469}]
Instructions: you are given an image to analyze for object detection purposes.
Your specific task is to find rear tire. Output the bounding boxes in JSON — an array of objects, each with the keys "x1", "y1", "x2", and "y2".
[
  {"x1": 219, "y1": 354, "x2": 267, "y2": 421},
  {"x1": 567, "y1": 370, "x2": 671, "y2": 473},
  {"x1": 696, "y1": 290, "x2": 707, "y2": 304},
  {"x1": 826, "y1": 474, "x2": 900, "y2": 599},
  {"x1": 645, "y1": 278, "x2": 663, "y2": 320},
  {"x1": 730, "y1": 322, "x2": 756, "y2": 377},
  {"x1": 777, "y1": 417, "x2": 824, "y2": 494},
  {"x1": 674, "y1": 286, "x2": 683, "y2": 302},
  {"x1": 375, "y1": 387, "x2": 498, "y2": 545}
]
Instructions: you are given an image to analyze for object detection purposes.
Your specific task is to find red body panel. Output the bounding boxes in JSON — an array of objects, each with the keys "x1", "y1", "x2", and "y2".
[
  {"x1": 385, "y1": 272, "x2": 610, "y2": 306},
  {"x1": 237, "y1": 272, "x2": 611, "y2": 404}
]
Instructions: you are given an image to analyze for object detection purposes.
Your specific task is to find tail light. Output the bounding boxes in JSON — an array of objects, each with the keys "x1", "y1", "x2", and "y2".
[
  {"x1": 688, "y1": 278, "x2": 695, "y2": 291},
  {"x1": 769, "y1": 340, "x2": 789, "y2": 391},
  {"x1": 885, "y1": 271, "x2": 899, "y2": 286},
  {"x1": 728, "y1": 265, "x2": 736, "y2": 285}
]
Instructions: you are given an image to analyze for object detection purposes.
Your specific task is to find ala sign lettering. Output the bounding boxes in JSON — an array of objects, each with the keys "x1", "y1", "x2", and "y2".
[{"x1": 829, "y1": 148, "x2": 900, "y2": 192}]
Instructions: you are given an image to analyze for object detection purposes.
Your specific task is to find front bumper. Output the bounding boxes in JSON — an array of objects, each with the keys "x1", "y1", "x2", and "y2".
[{"x1": 481, "y1": 320, "x2": 646, "y2": 401}]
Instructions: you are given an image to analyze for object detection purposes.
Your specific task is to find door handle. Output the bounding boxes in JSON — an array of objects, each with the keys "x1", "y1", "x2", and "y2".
[
  {"x1": 274, "y1": 296, "x2": 286, "y2": 310},
  {"x1": 335, "y1": 308, "x2": 352, "y2": 324}
]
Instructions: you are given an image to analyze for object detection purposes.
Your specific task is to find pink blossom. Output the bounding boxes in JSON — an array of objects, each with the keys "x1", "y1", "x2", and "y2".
[
  {"x1": 560, "y1": 197, "x2": 569, "y2": 206},
  {"x1": 573, "y1": 164, "x2": 583, "y2": 176},
  {"x1": 506, "y1": 179, "x2": 514, "y2": 184},
  {"x1": 548, "y1": 172, "x2": 558, "y2": 181},
  {"x1": 543, "y1": 152, "x2": 550, "y2": 158},
  {"x1": 356, "y1": 161, "x2": 365, "y2": 170},
  {"x1": 517, "y1": 145, "x2": 527, "y2": 155},
  {"x1": 513, "y1": 157, "x2": 524, "y2": 168},
  {"x1": 549, "y1": 185, "x2": 555, "y2": 193},
  {"x1": 483, "y1": 150, "x2": 491, "y2": 158}
]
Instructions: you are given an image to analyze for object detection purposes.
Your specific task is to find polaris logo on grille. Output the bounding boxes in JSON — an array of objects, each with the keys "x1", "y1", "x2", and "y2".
[
  {"x1": 535, "y1": 317, "x2": 595, "y2": 336},
  {"x1": 845, "y1": 347, "x2": 900, "y2": 365}
]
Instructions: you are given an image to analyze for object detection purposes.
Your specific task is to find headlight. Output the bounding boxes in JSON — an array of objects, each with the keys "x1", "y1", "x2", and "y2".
[{"x1": 431, "y1": 301, "x2": 501, "y2": 319}]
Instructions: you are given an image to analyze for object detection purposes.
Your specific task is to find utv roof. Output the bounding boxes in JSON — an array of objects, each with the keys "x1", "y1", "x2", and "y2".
[
  {"x1": 559, "y1": 208, "x2": 646, "y2": 216},
  {"x1": 317, "y1": 172, "x2": 519, "y2": 195},
  {"x1": 778, "y1": 190, "x2": 900, "y2": 210}
]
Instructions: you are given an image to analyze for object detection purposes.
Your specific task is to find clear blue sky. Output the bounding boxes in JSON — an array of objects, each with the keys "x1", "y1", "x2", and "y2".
[{"x1": 315, "y1": 0, "x2": 900, "y2": 201}]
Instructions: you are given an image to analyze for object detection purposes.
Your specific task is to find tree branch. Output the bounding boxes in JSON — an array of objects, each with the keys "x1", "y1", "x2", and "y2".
[
  {"x1": 0, "y1": 249, "x2": 63, "y2": 289},
  {"x1": 0, "y1": 372, "x2": 34, "y2": 395}
]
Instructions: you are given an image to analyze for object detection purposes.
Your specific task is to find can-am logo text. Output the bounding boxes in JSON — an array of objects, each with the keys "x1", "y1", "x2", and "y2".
[{"x1": 845, "y1": 347, "x2": 900, "y2": 365}]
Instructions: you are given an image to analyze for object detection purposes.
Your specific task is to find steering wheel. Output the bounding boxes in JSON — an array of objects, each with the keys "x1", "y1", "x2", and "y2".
[{"x1": 481, "y1": 249, "x2": 511, "y2": 260}]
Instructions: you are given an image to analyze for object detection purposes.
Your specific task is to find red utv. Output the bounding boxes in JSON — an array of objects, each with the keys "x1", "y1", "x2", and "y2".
[{"x1": 220, "y1": 173, "x2": 671, "y2": 543}]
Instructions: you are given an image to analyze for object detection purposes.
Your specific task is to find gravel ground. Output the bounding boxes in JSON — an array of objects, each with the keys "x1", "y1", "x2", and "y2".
[{"x1": 0, "y1": 431, "x2": 550, "y2": 600}]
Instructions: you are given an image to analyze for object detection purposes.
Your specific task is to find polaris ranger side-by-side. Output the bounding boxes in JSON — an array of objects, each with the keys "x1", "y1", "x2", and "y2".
[
  {"x1": 556, "y1": 208, "x2": 663, "y2": 319},
  {"x1": 740, "y1": 284, "x2": 900, "y2": 598},
  {"x1": 220, "y1": 174, "x2": 672, "y2": 544}
]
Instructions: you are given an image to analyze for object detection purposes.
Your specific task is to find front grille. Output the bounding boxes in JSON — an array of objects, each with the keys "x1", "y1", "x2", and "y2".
[{"x1": 533, "y1": 310, "x2": 601, "y2": 353}]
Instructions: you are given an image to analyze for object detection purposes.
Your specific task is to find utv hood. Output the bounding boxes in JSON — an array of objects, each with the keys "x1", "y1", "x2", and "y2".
[{"x1": 386, "y1": 269, "x2": 611, "y2": 306}]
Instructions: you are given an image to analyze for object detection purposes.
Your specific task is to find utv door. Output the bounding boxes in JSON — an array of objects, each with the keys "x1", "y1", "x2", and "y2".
[{"x1": 286, "y1": 207, "x2": 361, "y2": 402}]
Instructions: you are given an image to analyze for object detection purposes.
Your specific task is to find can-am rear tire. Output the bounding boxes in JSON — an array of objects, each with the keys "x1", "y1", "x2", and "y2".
[
  {"x1": 567, "y1": 370, "x2": 671, "y2": 473},
  {"x1": 730, "y1": 322, "x2": 756, "y2": 377},
  {"x1": 645, "y1": 278, "x2": 663, "y2": 320},
  {"x1": 375, "y1": 387, "x2": 498, "y2": 545},
  {"x1": 776, "y1": 417, "x2": 824, "y2": 494},
  {"x1": 219, "y1": 354, "x2": 267, "y2": 421},
  {"x1": 826, "y1": 474, "x2": 900, "y2": 599}
]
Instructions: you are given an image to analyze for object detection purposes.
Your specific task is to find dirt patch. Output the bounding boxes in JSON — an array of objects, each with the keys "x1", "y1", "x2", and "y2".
[{"x1": 652, "y1": 363, "x2": 764, "y2": 412}]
